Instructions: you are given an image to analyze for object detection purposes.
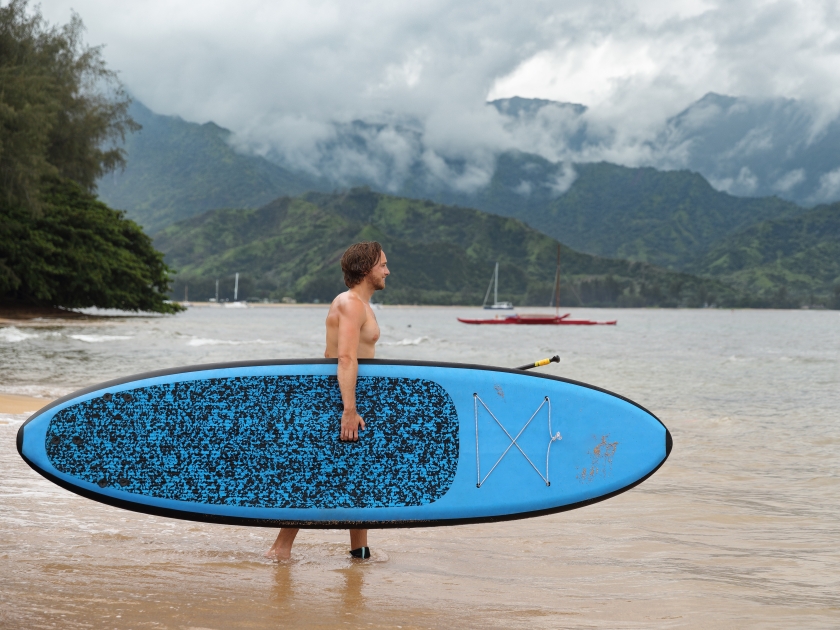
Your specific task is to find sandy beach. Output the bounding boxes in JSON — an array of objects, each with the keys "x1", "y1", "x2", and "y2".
[{"x1": 0, "y1": 393, "x2": 52, "y2": 415}]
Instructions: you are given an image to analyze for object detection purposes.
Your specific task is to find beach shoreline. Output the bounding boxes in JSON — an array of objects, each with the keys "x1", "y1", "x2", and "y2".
[{"x1": 0, "y1": 393, "x2": 53, "y2": 415}]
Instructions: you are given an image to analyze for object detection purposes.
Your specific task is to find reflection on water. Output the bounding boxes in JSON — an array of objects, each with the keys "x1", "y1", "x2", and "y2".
[
  {"x1": 1, "y1": 306, "x2": 839, "y2": 628},
  {"x1": 338, "y1": 565, "x2": 366, "y2": 612}
]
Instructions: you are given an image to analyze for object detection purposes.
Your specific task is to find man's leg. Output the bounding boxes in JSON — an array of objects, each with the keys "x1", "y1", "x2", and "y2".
[
  {"x1": 349, "y1": 528, "x2": 369, "y2": 558},
  {"x1": 265, "y1": 528, "x2": 299, "y2": 560}
]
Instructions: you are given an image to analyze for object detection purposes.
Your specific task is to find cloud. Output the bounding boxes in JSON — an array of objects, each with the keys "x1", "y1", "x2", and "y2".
[
  {"x1": 710, "y1": 166, "x2": 759, "y2": 196},
  {"x1": 811, "y1": 167, "x2": 840, "y2": 203},
  {"x1": 773, "y1": 169, "x2": 806, "y2": 193},
  {"x1": 33, "y1": 0, "x2": 840, "y2": 195},
  {"x1": 547, "y1": 162, "x2": 578, "y2": 195}
]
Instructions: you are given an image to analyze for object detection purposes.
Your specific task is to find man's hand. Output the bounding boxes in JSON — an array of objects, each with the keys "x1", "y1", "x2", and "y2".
[{"x1": 340, "y1": 408, "x2": 366, "y2": 441}]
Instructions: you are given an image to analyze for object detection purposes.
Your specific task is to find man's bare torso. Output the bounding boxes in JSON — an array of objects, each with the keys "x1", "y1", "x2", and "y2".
[{"x1": 325, "y1": 291, "x2": 380, "y2": 358}]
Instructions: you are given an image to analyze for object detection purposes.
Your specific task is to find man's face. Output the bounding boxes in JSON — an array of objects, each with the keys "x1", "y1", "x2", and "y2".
[{"x1": 367, "y1": 251, "x2": 390, "y2": 291}]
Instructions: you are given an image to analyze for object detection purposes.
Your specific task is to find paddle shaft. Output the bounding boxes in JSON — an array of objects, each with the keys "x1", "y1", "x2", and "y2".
[{"x1": 516, "y1": 355, "x2": 560, "y2": 371}]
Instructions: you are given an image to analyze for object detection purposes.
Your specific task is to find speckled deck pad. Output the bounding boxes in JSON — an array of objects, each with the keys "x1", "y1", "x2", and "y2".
[{"x1": 44, "y1": 376, "x2": 459, "y2": 509}]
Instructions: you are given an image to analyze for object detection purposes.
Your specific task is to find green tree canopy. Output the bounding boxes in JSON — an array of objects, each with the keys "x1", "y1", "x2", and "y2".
[
  {"x1": 0, "y1": 0, "x2": 178, "y2": 313},
  {"x1": 1, "y1": 177, "x2": 180, "y2": 313},
  {"x1": 1, "y1": 0, "x2": 137, "y2": 212}
]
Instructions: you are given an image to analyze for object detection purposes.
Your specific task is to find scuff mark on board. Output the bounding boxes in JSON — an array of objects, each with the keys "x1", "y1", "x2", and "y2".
[{"x1": 577, "y1": 434, "x2": 618, "y2": 482}]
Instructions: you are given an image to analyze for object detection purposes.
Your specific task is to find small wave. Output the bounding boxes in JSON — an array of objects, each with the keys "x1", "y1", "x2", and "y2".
[
  {"x1": 188, "y1": 337, "x2": 237, "y2": 346},
  {"x1": 723, "y1": 355, "x2": 756, "y2": 363},
  {"x1": 0, "y1": 412, "x2": 33, "y2": 426},
  {"x1": 387, "y1": 336, "x2": 430, "y2": 346},
  {"x1": 69, "y1": 334, "x2": 132, "y2": 343},
  {"x1": 187, "y1": 337, "x2": 272, "y2": 347},
  {"x1": 0, "y1": 326, "x2": 39, "y2": 343}
]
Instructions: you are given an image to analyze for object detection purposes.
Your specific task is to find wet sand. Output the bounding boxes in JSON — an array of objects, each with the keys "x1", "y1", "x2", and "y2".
[{"x1": 0, "y1": 393, "x2": 52, "y2": 414}]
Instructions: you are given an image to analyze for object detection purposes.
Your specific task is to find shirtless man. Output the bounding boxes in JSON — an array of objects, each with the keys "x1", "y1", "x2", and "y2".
[{"x1": 265, "y1": 241, "x2": 389, "y2": 561}]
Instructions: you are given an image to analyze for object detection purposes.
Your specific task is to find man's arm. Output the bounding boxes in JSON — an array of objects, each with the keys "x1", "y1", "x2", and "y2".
[{"x1": 336, "y1": 298, "x2": 367, "y2": 441}]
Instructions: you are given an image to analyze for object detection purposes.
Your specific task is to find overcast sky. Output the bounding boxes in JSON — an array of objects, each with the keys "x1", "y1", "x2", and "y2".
[{"x1": 31, "y1": 0, "x2": 840, "y2": 185}]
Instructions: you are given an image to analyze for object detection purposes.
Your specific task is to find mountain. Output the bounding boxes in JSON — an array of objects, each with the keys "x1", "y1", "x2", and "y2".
[
  {"x1": 154, "y1": 188, "x2": 748, "y2": 308},
  {"x1": 462, "y1": 158, "x2": 804, "y2": 270},
  {"x1": 100, "y1": 100, "x2": 834, "y2": 307},
  {"x1": 96, "y1": 101, "x2": 328, "y2": 233},
  {"x1": 486, "y1": 93, "x2": 840, "y2": 206},
  {"x1": 100, "y1": 102, "x2": 809, "y2": 272},
  {"x1": 691, "y1": 202, "x2": 840, "y2": 306},
  {"x1": 101, "y1": 93, "x2": 840, "y2": 235},
  {"x1": 248, "y1": 93, "x2": 840, "y2": 208},
  {"x1": 655, "y1": 93, "x2": 840, "y2": 205}
]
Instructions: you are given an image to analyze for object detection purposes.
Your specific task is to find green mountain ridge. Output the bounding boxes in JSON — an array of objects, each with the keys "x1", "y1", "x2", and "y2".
[
  {"x1": 96, "y1": 101, "x2": 327, "y2": 233},
  {"x1": 692, "y1": 202, "x2": 840, "y2": 305},
  {"x1": 155, "y1": 189, "x2": 751, "y2": 308},
  {"x1": 100, "y1": 102, "x2": 808, "y2": 273},
  {"x1": 100, "y1": 101, "x2": 836, "y2": 307},
  {"x1": 422, "y1": 155, "x2": 806, "y2": 270}
]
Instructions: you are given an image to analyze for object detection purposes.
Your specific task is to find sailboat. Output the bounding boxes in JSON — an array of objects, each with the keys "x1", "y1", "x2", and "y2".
[
  {"x1": 224, "y1": 272, "x2": 247, "y2": 308},
  {"x1": 458, "y1": 246, "x2": 617, "y2": 325},
  {"x1": 482, "y1": 262, "x2": 514, "y2": 310}
]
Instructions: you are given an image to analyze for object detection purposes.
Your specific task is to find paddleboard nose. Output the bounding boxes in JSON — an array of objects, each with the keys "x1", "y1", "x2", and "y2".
[{"x1": 665, "y1": 428, "x2": 673, "y2": 459}]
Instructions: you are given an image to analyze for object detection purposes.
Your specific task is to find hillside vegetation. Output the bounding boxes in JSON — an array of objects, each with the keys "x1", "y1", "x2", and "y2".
[
  {"x1": 692, "y1": 202, "x2": 840, "y2": 306},
  {"x1": 97, "y1": 102, "x2": 326, "y2": 233},
  {"x1": 98, "y1": 102, "x2": 807, "y2": 273},
  {"x1": 95, "y1": 100, "x2": 836, "y2": 308},
  {"x1": 156, "y1": 189, "x2": 748, "y2": 307},
  {"x1": 0, "y1": 1, "x2": 177, "y2": 313},
  {"x1": 430, "y1": 157, "x2": 805, "y2": 270}
]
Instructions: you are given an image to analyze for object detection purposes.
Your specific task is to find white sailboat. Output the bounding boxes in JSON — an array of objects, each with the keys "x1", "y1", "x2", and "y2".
[
  {"x1": 482, "y1": 262, "x2": 514, "y2": 310},
  {"x1": 224, "y1": 273, "x2": 247, "y2": 308}
]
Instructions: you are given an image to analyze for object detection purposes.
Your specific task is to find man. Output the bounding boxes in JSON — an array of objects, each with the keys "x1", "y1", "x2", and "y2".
[{"x1": 265, "y1": 241, "x2": 389, "y2": 561}]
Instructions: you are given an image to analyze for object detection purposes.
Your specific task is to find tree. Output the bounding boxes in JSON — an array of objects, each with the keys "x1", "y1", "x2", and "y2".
[
  {"x1": 0, "y1": 0, "x2": 178, "y2": 313},
  {"x1": 1, "y1": 177, "x2": 180, "y2": 313},
  {"x1": 0, "y1": 0, "x2": 137, "y2": 213}
]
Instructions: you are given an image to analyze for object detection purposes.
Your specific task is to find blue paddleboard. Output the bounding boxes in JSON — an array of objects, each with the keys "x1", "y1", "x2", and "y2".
[{"x1": 17, "y1": 359, "x2": 671, "y2": 528}]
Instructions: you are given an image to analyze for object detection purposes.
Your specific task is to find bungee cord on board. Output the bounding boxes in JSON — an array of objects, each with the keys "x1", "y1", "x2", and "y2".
[{"x1": 473, "y1": 394, "x2": 562, "y2": 488}]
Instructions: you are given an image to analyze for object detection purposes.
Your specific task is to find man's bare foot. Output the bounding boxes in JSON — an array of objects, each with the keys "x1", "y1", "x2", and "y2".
[
  {"x1": 265, "y1": 527, "x2": 299, "y2": 560},
  {"x1": 264, "y1": 545, "x2": 292, "y2": 561}
]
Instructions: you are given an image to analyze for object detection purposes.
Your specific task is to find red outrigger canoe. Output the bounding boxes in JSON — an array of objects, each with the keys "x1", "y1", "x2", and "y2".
[{"x1": 457, "y1": 313, "x2": 617, "y2": 325}]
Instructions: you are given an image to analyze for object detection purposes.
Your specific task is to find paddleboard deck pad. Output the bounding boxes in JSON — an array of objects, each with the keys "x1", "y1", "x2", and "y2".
[{"x1": 17, "y1": 360, "x2": 671, "y2": 528}]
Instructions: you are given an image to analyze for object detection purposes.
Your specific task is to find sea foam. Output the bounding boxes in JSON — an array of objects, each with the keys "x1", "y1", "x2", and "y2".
[{"x1": 0, "y1": 327, "x2": 39, "y2": 343}]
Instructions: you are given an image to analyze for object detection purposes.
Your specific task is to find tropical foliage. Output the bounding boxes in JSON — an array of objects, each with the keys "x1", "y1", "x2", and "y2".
[
  {"x1": 97, "y1": 102, "x2": 325, "y2": 233},
  {"x1": 691, "y1": 202, "x2": 840, "y2": 306},
  {"x1": 156, "y1": 188, "x2": 748, "y2": 308},
  {"x1": 1, "y1": 178, "x2": 180, "y2": 312},
  {"x1": 0, "y1": 0, "x2": 178, "y2": 312}
]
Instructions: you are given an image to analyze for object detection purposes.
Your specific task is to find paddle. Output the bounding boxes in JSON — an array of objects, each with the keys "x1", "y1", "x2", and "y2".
[{"x1": 516, "y1": 355, "x2": 560, "y2": 370}]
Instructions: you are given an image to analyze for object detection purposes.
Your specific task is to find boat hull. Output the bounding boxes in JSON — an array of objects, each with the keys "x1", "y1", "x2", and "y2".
[{"x1": 458, "y1": 314, "x2": 617, "y2": 325}]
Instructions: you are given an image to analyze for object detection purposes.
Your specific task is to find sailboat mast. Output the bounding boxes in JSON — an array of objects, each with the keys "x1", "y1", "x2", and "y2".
[
  {"x1": 555, "y1": 245, "x2": 561, "y2": 316},
  {"x1": 234, "y1": 273, "x2": 239, "y2": 302},
  {"x1": 494, "y1": 262, "x2": 499, "y2": 306}
]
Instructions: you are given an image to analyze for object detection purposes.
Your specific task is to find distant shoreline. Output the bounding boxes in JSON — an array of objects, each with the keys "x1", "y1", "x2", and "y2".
[
  {"x1": 177, "y1": 301, "x2": 472, "y2": 309},
  {"x1": 0, "y1": 304, "x2": 105, "y2": 322}
]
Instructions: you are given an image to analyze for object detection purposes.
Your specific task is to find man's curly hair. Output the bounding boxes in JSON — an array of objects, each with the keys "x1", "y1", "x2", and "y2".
[{"x1": 341, "y1": 241, "x2": 383, "y2": 288}]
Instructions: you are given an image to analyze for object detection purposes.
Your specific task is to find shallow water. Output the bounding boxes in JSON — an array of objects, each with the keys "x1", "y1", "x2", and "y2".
[{"x1": 1, "y1": 306, "x2": 839, "y2": 628}]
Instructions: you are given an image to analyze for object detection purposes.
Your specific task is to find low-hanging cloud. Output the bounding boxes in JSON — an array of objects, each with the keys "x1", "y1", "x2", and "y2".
[{"x1": 35, "y1": 0, "x2": 840, "y2": 197}]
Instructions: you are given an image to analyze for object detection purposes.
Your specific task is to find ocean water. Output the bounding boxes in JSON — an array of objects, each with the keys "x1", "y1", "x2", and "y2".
[{"x1": 1, "y1": 305, "x2": 838, "y2": 628}]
